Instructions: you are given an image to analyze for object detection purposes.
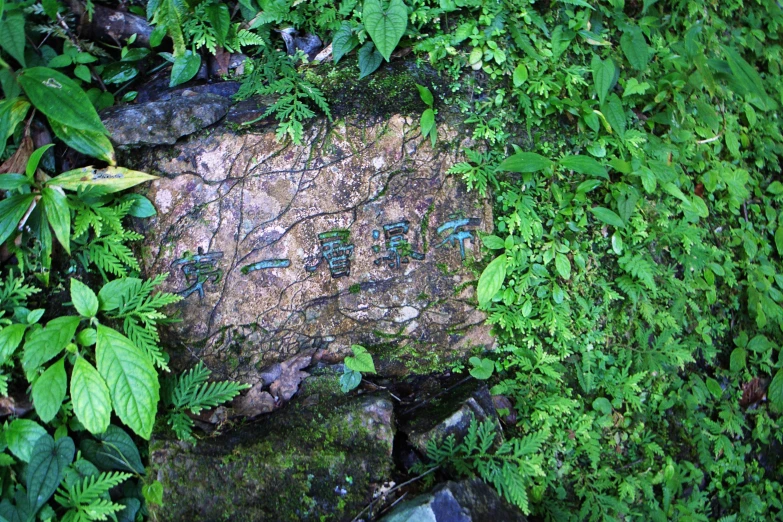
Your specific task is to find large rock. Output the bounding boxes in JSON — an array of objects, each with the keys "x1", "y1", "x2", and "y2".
[
  {"x1": 148, "y1": 373, "x2": 395, "y2": 522},
  {"x1": 378, "y1": 480, "x2": 527, "y2": 522},
  {"x1": 101, "y1": 92, "x2": 230, "y2": 146},
  {"x1": 130, "y1": 113, "x2": 494, "y2": 382}
]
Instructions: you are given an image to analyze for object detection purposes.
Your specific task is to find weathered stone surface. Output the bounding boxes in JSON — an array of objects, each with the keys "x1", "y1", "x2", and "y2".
[
  {"x1": 149, "y1": 373, "x2": 395, "y2": 522},
  {"x1": 131, "y1": 114, "x2": 494, "y2": 382},
  {"x1": 101, "y1": 93, "x2": 230, "y2": 146},
  {"x1": 378, "y1": 480, "x2": 527, "y2": 522},
  {"x1": 404, "y1": 384, "x2": 501, "y2": 454}
]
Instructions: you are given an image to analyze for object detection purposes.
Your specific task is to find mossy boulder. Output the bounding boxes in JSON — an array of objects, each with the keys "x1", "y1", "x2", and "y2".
[{"x1": 148, "y1": 374, "x2": 395, "y2": 521}]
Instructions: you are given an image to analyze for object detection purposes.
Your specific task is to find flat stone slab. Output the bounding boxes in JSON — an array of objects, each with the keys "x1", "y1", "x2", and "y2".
[{"x1": 132, "y1": 115, "x2": 493, "y2": 382}]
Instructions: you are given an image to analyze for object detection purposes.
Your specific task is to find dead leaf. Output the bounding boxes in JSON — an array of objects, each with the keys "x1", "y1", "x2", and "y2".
[
  {"x1": 269, "y1": 352, "x2": 312, "y2": 401},
  {"x1": 740, "y1": 377, "x2": 767, "y2": 408},
  {"x1": 0, "y1": 136, "x2": 33, "y2": 176},
  {"x1": 234, "y1": 384, "x2": 276, "y2": 417}
]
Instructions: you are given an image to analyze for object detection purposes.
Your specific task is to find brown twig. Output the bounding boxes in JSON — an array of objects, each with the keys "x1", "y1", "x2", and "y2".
[{"x1": 350, "y1": 466, "x2": 440, "y2": 522}]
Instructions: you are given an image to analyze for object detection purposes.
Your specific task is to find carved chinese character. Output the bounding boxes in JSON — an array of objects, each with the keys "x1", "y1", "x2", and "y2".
[
  {"x1": 372, "y1": 220, "x2": 424, "y2": 269},
  {"x1": 305, "y1": 230, "x2": 354, "y2": 278},
  {"x1": 241, "y1": 259, "x2": 291, "y2": 274},
  {"x1": 435, "y1": 217, "x2": 481, "y2": 260},
  {"x1": 172, "y1": 247, "x2": 224, "y2": 299}
]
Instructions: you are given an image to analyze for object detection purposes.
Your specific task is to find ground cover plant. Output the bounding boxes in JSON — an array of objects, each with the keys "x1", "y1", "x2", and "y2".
[{"x1": 1, "y1": 0, "x2": 782, "y2": 520}]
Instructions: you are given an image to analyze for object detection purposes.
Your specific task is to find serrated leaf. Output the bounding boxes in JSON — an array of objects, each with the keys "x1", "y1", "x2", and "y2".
[
  {"x1": 18, "y1": 67, "x2": 107, "y2": 134},
  {"x1": 332, "y1": 22, "x2": 358, "y2": 63},
  {"x1": 345, "y1": 345, "x2": 376, "y2": 373},
  {"x1": 71, "y1": 356, "x2": 112, "y2": 435},
  {"x1": 620, "y1": 26, "x2": 650, "y2": 71},
  {"x1": 477, "y1": 255, "x2": 506, "y2": 307},
  {"x1": 358, "y1": 41, "x2": 383, "y2": 79},
  {"x1": 591, "y1": 55, "x2": 615, "y2": 106},
  {"x1": 0, "y1": 323, "x2": 26, "y2": 365},
  {"x1": 32, "y1": 357, "x2": 67, "y2": 423},
  {"x1": 5, "y1": 419, "x2": 46, "y2": 462},
  {"x1": 70, "y1": 278, "x2": 98, "y2": 318},
  {"x1": 498, "y1": 152, "x2": 553, "y2": 173},
  {"x1": 42, "y1": 187, "x2": 70, "y2": 254},
  {"x1": 169, "y1": 51, "x2": 201, "y2": 88},
  {"x1": 362, "y1": 0, "x2": 407, "y2": 62},
  {"x1": 80, "y1": 425, "x2": 144, "y2": 474},
  {"x1": 48, "y1": 166, "x2": 158, "y2": 193},
  {"x1": 27, "y1": 435, "x2": 74, "y2": 512},
  {"x1": 96, "y1": 325, "x2": 160, "y2": 439},
  {"x1": 48, "y1": 118, "x2": 116, "y2": 165},
  {"x1": 559, "y1": 155, "x2": 608, "y2": 179},
  {"x1": 0, "y1": 11, "x2": 26, "y2": 67},
  {"x1": 555, "y1": 253, "x2": 571, "y2": 279},
  {"x1": 590, "y1": 207, "x2": 625, "y2": 228},
  {"x1": 22, "y1": 316, "x2": 80, "y2": 379}
]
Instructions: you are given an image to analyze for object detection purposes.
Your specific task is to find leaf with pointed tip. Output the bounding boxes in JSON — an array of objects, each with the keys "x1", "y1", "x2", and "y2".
[
  {"x1": 71, "y1": 356, "x2": 112, "y2": 435},
  {"x1": 27, "y1": 435, "x2": 74, "y2": 512},
  {"x1": 32, "y1": 357, "x2": 67, "y2": 423},
  {"x1": 362, "y1": 0, "x2": 408, "y2": 62}
]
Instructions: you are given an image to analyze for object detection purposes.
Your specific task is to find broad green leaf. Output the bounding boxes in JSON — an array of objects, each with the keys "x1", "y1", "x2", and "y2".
[
  {"x1": 96, "y1": 325, "x2": 160, "y2": 439},
  {"x1": 358, "y1": 41, "x2": 383, "y2": 79},
  {"x1": 591, "y1": 55, "x2": 615, "y2": 106},
  {"x1": 482, "y1": 235, "x2": 505, "y2": 250},
  {"x1": 22, "y1": 316, "x2": 80, "y2": 379},
  {"x1": 117, "y1": 498, "x2": 141, "y2": 522},
  {"x1": 69, "y1": 279, "x2": 98, "y2": 319},
  {"x1": 776, "y1": 227, "x2": 783, "y2": 256},
  {"x1": 559, "y1": 155, "x2": 609, "y2": 179},
  {"x1": 48, "y1": 166, "x2": 158, "y2": 193},
  {"x1": 76, "y1": 328, "x2": 97, "y2": 347},
  {"x1": 706, "y1": 378, "x2": 723, "y2": 398},
  {"x1": 498, "y1": 152, "x2": 553, "y2": 173},
  {"x1": 80, "y1": 425, "x2": 145, "y2": 474},
  {"x1": 26, "y1": 144, "x2": 54, "y2": 179},
  {"x1": 477, "y1": 254, "x2": 506, "y2": 307},
  {"x1": 362, "y1": 0, "x2": 408, "y2": 62},
  {"x1": 0, "y1": 323, "x2": 26, "y2": 365},
  {"x1": 142, "y1": 481, "x2": 164, "y2": 506},
  {"x1": 420, "y1": 108, "x2": 435, "y2": 139},
  {"x1": 5, "y1": 419, "x2": 46, "y2": 462},
  {"x1": 345, "y1": 345, "x2": 376, "y2": 374},
  {"x1": 0, "y1": 97, "x2": 29, "y2": 157},
  {"x1": 0, "y1": 174, "x2": 30, "y2": 190},
  {"x1": 32, "y1": 357, "x2": 67, "y2": 423},
  {"x1": 513, "y1": 64, "x2": 528, "y2": 87},
  {"x1": 729, "y1": 348, "x2": 746, "y2": 372},
  {"x1": 206, "y1": 3, "x2": 230, "y2": 46},
  {"x1": 620, "y1": 27, "x2": 650, "y2": 70},
  {"x1": 120, "y1": 194, "x2": 156, "y2": 218},
  {"x1": 71, "y1": 356, "x2": 112, "y2": 435},
  {"x1": 169, "y1": 51, "x2": 201, "y2": 88},
  {"x1": 41, "y1": 187, "x2": 70, "y2": 254},
  {"x1": 638, "y1": 167, "x2": 656, "y2": 193},
  {"x1": 602, "y1": 94, "x2": 626, "y2": 139},
  {"x1": 26, "y1": 435, "x2": 74, "y2": 512},
  {"x1": 332, "y1": 22, "x2": 358, "y2": 63},
  {"x1": 767, "y1": 181, "x2": 783, "y2": 195},
  {"x1": 592, "y1": 397, "x2": 612, "y2": 415},
  {"x1": 555, "y1": 253, "x2": 571, "y2": 279},
  {"x1": 98, "y1": 278, "x2": 140, "y2": 312},
  {"x1": 769, "y1": 369, "x2": 783, "y2": 412},
  {"x1": 48, "y1": 118, "x2": 116, "y2": 165},
  {"x1": 17, "y1": 67, "x2": 107, "y2": 134},
  {"x1": 416, "y1": 83, "x2": 433, "y2": 106},
  {"x1": 0, "y1": 11, "x2": 25, "y2": 67},
  {"x1": 340, "y1": 368, "x2": 362, "y2": 392},
  {"x1": 590, "y1": 207, "x2": 625, "y2": 228},
  {"x1": 722, "y1": 46, "x2": 775, "y2": 111},
  {"x1": 576, "y1": 179, "x2": 602, "y2": 194},
  {"x1": 468, "y1": 357, "x2": 494, "y2": 380},
  {"x1": 0, "y1": 193, "x2": 35, "y2": 245}
]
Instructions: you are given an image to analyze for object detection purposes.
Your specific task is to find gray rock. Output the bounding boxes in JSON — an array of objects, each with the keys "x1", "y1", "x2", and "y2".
[
  {"x1": 405, "y1": 385, "x2": 501, "y2": 454},
  {"x1": 129, "y1": 114, "x2": 494, "y2": 383},
  {"x1": 101, "y1": 93, "x2": 230, "y2": 146},
  {"x1": 149, "y1": 374, "x2": 395, "y2": 522},
  {"x1": 378, "y1": 480, "x2": 527, "y2": 522}
]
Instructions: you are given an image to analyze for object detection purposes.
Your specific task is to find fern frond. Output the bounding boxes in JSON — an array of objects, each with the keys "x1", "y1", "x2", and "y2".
[{"x1": 55, "y1": 472, "x2": 132, "y2": 512}]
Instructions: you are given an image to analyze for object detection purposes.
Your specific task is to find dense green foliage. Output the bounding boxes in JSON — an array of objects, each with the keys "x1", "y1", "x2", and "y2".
[{"x1": 2, "y1": 0, "x2": 783, "y2": 519}]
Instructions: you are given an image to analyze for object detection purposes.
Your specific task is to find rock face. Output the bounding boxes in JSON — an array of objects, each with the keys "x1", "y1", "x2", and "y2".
[
  {"x1": 101, "y1": 93, "x2": 231, "y2": 146},
  {"x1": 148, "y1": 374, "x2": 395, "y2": 522},
  {"x1": 130, "y1": 113, "x2": 494, "y2": 382},
  {"x1": 378, "y1": 480, "x2": 527, "y2": 522}
]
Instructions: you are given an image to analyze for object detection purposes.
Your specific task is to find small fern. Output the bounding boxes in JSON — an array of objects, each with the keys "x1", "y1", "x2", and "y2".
[
  {"x1": 55, "y1": 471, "x2": 132, "y2": 522},
  {"x1": 414, "y1": 419, "x2": 545, "y2": 515},
  {"x1": 161, "y1": 361, "x2": 249, "y2": 442},
  {"x1": 235, "y1": 50, "x2": 331, "y2": 144},
  {"x1": 0, "y1": 269, "x2": 39, "y2": 315}
]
